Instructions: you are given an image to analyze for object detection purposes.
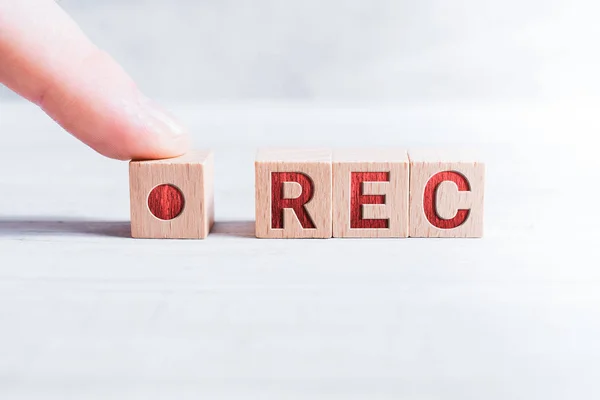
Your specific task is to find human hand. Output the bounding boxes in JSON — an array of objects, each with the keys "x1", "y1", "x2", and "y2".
[{"x1": 0, "y1": 0, "x2": 190, "y2": 160}]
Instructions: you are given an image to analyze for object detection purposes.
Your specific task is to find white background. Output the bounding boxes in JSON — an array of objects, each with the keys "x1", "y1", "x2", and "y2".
[
  {"x1": 1, "y1": 0, "x2": 599, "y2": 103},
  {"x1": 0, "y1": 1, "x2": 599, "y2": 399}
]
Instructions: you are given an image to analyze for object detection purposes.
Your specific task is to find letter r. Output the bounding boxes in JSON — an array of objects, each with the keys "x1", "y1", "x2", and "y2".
[{"x1": 271, "y1": 172, "x2": 317, "y2": 229}]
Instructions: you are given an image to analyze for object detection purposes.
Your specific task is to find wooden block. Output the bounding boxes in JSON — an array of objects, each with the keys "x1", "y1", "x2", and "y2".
[
  {"x1": 333, "y1": 149, "x2": 409, "y2": 238},
  {"x1": 255, "y1": 149, "x2": 332, "y2": 238},
  {"x1": 129, "y1": 150, "x2": 214, "y2": 239},
  {"x1": 408, "y1": 149, "x2": 485, "y2": 238}
]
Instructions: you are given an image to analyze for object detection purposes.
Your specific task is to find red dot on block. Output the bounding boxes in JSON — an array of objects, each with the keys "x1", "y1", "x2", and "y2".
[{"x1": 147, "y1": 184, "x2": 185, "y2": 220}]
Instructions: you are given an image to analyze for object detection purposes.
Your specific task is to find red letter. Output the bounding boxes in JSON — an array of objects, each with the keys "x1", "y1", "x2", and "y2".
[
  {"x1": 350, "y1": 172, "x2": 390, "y2": 229},
  {"x1": 271, "y1": 172, "x2": 316, "y2": 229},
  {"x1": 423, "y1": 171, "x2": 470, "y2": 229}
]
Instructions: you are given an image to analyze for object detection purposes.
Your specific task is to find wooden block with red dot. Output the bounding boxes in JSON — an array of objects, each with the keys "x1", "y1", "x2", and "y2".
[
  {"x1": 255, "y1": 149, "x2": 332, "y2": 238},
  {"x1": 129, "y1": 150, "x2": 214, "y2": 239},
  {"x1": 408, "y1": 149, "x2": 485, "y2": 238},
  {"x1": 333, "y1": 149, "x2": 409, "y2": 238}
]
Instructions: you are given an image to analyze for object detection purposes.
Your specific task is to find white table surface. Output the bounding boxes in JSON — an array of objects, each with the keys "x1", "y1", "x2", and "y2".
[{"x1": 0, "y1": 100, "x2": 597, "y2": 399}]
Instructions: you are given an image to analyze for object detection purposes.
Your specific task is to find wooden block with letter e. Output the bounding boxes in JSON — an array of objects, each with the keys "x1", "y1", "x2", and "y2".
[
  {"x1": 129, "y1": 150, "x2": 214, "y2": 239},
  {"x1": 408, "y1": 149, "x2": 485, "y2": 238},
  {"x1": 333, "y1": 149, "x2": 409, "y2": 238},
  {"x1": 255, "y1": 148, "x2": 332, "y2": 238}
]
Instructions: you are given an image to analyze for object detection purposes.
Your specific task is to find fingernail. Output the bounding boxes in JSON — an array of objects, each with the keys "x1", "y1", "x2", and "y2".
[{"x1": 141, "y1": 98, "x2": 188, "y2": 138}]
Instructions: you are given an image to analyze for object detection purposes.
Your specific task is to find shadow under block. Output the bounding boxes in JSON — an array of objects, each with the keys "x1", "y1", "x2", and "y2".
[
  {"x1": 255, "y1": 149, "x2": 332, "y2": 238},
  {"x1": 333, "y1": 149, "x2": 409, "y2": 238},
  {"x1": 408, "y1": 149, "x2": 485, "y2": 238},
  {"x1": 129, "y1": 150, "x2": 215, "y2": 239}
]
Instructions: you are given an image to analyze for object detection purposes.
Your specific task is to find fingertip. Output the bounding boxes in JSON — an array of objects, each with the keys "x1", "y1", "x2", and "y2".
[
  {"x1": 85, "y1": 96, "x2": 193, "y2": 161},
  {"x1": 34, "y1": 49, "x2": 192, "y2": 161},
  {"x1": 104, "y1": 132, "x2": 192, "y2": 161},
  {"x1": 121, "y1": 124, "x2": 193, "y2": 162}
]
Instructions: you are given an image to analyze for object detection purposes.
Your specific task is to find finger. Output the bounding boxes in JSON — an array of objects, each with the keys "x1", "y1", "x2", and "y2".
[{"x1": 0, "y1": 0, "x2": 190, "y2": 160}]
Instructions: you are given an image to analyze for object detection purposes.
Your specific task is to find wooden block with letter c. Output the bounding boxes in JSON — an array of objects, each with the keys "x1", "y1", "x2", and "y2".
[
  {"x1": 255, "y1": 148, "x2": 332, "y2": 238},
  {"x1": 333, "y1": 149, "x2": 409, "y2": 238},
  {"x1": 408, "y1": 149, "x2": 485, "y2": 238},
  {"x1": 129, "y1": 150, "x2": 214, "y2": 239}
]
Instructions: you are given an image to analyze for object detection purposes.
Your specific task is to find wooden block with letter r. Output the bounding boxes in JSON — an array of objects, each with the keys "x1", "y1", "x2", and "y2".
[
  {"x1": 333, "y1": 149, "x2": 409, "y2": 238},
  {"x1": 408, "y1": 149, "x2": 485, "y2": 238},
  {"x1": 129, "y1": 150, "x2": 214, "y2": 239},
  {"x1": 255, "y1": 148, "x2": 332, "y2": 238}
]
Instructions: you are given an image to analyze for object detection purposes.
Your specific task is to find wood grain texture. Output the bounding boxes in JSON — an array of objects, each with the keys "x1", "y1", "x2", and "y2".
[
  {"x1": 255, "y1": 149, "x2": 332, "y2": 238},
  {"x1": 408, "y1": 149, "x2": 485, "y2": 238},
  {"x1": 129, "y1": 150, "x2": 215, "y2": 239},
  {"x1": 333, "y1": 149, "x2": 409, "y2": 238},
  {"x1": 147, "y1": 184, "x2": 185, "y2": 220}
]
